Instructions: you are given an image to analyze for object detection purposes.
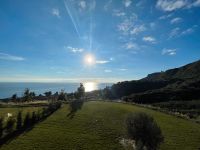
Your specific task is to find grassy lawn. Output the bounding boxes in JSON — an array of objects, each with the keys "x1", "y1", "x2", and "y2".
[
  {"x1": 0, "y1": 106, "x2": 44, "y2": 126},
  {"x1": 0, "y1": 101, "x2": 200, "y2": 150}
]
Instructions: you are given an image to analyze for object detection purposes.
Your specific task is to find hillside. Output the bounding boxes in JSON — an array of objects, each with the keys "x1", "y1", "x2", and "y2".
[
  {"x1": 143, "y1": 60, "x2": 200, "y2": 81},
  {"x1": 107, "y1": 60, "x2": 200, "y2": 102},
  {"x1": 1, "y1": 101, "x2": 200, "y2": 150}
]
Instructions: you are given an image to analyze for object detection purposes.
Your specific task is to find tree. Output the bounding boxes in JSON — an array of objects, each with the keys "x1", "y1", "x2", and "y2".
[
  {"x1": 23, "y1": 88, "x2": 31, "y2": 102},
  {"x1": 58, "y1": 90, "x2": 67, "y2": 101},
  {"x1": 126, "y1": 112, "x2": 164, "y2": 150},
  {"x1": 44, "y1": 91, "x2": 52, "y2": 97},
  {"x1": 6, "y1": 117, "x2": 15, "y2": 134},
  {"x1": 0, "y1": 117, "x2": 3, "y2": 138},
  {"x1": 77, "y1": 83, "x2": 85, "y2": 99},
  {"x1": 31, "y1": 111, "x2": 37, "y2": 124},
  {"x1": 11, "y1": 94, "x2": 17, "y2": 102},
  {"x1": 29, "y1": 92, "x2": 36, "y2": 100},
  {"x1": 24, "y1": 112, "x2": 31, "y2": 128},
  {"x1": 16, "y1": 111, "x2": 22, "y2": 130}
]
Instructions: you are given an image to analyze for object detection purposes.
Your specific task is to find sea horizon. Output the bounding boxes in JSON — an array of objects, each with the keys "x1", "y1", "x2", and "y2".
[{"x1": 0, "y1": 82, "x2": 113, "y2": 99}]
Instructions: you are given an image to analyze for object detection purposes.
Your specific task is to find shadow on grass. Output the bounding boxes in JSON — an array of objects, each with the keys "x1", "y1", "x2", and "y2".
[{"x1": 67, "y1": 100, "x2": 84, "y2": 119}]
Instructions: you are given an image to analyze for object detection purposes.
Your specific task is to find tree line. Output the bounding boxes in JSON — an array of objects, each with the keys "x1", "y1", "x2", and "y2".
[{"x1": 0, "y1": 102, "x2": 61, "y2": 144}]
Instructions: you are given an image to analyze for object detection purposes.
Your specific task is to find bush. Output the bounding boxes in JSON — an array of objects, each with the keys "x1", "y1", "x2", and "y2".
[
  {"x1": 16, "y1": 111, "x2": 22, "y2": 130},
  {"x1": 24, "y1": 112, "x2": 31, "y2": 128},
  {"x1": 6, "y1": 117, "x2": 15, "y2": 134},
  {"x1": 126, "y1": 112, "x2": 164, "y2": 150},
  {"x1": 0, "y1": 117, "x2": 3, "y2": 138},
  {"x1": 31, "y1": 111, "x2": 37, "y2": 124}
]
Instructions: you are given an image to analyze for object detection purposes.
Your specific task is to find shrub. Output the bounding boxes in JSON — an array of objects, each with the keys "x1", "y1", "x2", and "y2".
[
  {"x1": 0, "y1": 117, "x2": 3, "y2": 138},
  {"x1": 16, "y1": 111, "x2": 22, "y2": 130},
  {"x1": 6, "y1": 117, "x2": 15, "y2": 134},
  {"x1": 24, "y1": 112, "x2": 31, "y2": 128},
  {"x1": 31, "y1": 111, "x2": 37, "y2": 124},
  {"x1": 126, "y1": 112, "x2": 164, "y2": 150}
]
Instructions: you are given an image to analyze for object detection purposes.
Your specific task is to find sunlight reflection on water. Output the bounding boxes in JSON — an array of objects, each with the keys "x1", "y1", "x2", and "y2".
[{"x1": 83, "y1": 82, "x2": 98, "y2": 92}]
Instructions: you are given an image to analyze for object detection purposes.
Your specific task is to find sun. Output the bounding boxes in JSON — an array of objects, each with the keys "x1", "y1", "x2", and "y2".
[{"x1": 84, "y1": 54, "x2": 95, "y2": 65}]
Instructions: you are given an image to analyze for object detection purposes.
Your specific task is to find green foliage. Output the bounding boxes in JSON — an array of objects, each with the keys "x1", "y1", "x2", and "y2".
[
  {"x1": 58, "y1": 90, "x2": 67, "y2": 101},
  {"x1": 23, "y1": 112, "x2": 31, "y2": 128},
  {"x1": 0, "y1": 102, "x2": 200, "y2": 150},
  {"x1": 6, "y1": 117, "x2": 15, "y2": 134},
  {"x1": 77, "y1": 83, "x2": 85, "y2": 99},
  {"x1": 16, "y1": 111, "x2": 22, "y2": 130},
  {"x1": 0, "y1": 117, "x2": 4, "y2": 138},
  {"x1": 126, "y1": 112, "x2": 164, "y2": 150}
]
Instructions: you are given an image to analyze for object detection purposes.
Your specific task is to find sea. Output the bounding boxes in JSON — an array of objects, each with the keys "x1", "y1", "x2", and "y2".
[{"x1": 0, "y1": 82, "x2": 112, "y2": 99}]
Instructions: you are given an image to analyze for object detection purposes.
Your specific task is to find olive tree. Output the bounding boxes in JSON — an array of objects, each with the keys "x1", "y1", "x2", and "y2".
[{"x1": 126, "y1": 112, "x2": 164, "y2": 150}]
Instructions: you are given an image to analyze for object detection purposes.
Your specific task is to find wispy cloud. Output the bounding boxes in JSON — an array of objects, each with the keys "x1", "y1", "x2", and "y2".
[
  {"x1": 118, "y1": 68, "x2": 127, "y2": 71},
  {"x1": 52, "y1": 8, "x2": 60, "y2": 18},
  {"x1": 113, "y1": 10, "x2": 126, "y2": 17},
  {"x1": 124, "y1": 42, "x2": 139, "y2": 50},
  {"x1": 65, "y1": 46, "x2": 84, "y2": 53},
  {"x1": 170, "y1": 17, "x2": 182, "y2": 24},
  {"x1": 162, "y1": 48, "x2": 177, "y2": 56},
  {"x1": 104, "y1": 0, "x2": 112, "y2": 11},
  {"x1": 0, "y1": 52, "x2": 25, "y2": 61},
  {"x1": 159, "y1": 13, "x2": 173, "y2": 20},
  {"x1": 169, "y1": 27, "x2": 180, "y2": 38},
  {"x1": 79, "y1": 0, "x2": 86, "y2": 10},
  {"x1": 96, "y1": 60, "x2": 110, "y2": 64},
  {"x1": 123, "y1": 0, "x2": 132, "y2": 7},
  {"x1": 156, "y1": 0, "x2": 188, "y2": 11},
  {"x1": 143, "y1": 36, "x2": 156, "y2": 43},
  {"x1": 169, "y1": 25, "x2": 197, "y2": 38},
  {"x1": 104, "y1": 69, "x2": 112, "y2": 73},
  {"x1": 156, "y1": 0, "x2": 200, "y2": 12},
  {"x1": 130, "y1": 24, "x2": 146, "y2": 35}
]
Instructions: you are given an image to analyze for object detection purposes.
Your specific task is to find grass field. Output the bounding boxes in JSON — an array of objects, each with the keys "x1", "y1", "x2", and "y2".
[{"x1": 0, "y1": 101, "x2": 200, "y2": 150}]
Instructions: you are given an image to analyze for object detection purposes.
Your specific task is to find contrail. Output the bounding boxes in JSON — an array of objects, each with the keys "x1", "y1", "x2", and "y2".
[{"x1": 64, "y1": 0, "x2": 81, "y2": 38}]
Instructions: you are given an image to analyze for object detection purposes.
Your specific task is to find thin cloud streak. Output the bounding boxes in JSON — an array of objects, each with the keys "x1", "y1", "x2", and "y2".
[{"x1": 0, "y1": 53, "x2": 25, "y2": 61}]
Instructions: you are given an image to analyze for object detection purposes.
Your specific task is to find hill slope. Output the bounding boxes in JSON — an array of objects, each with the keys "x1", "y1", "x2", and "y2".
[
  {"x1": 1, "y1": 101, "x2": 200, "y2": 150},
  {"x1": 108, "y1": 60, "x2": 200, "y2": 102}
]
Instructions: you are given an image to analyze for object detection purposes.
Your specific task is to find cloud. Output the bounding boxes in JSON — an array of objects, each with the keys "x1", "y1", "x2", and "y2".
[
  {"x1": 96, "y1": 60, "x2": 110, "y2": 64},
  {"x1": 117, "y1": 14, "x2": 137, "y2": 35},
  {"x1": 169, "y1": 25, "x2": 197, "y2": 38},
  {"x1": 124, "y1": 42, "x2": 139, "y2": 50},
  {"x1": 118, "y1": 68, "x2": 127, "y2": 71},
  {"x1": 79, "y1": 0, "x2": 86, "y2": 9},
  {"x1": 65, "y1": 46, "x2": 84, "y2": 53},
  {"x1": 170, "y1": 17, "x2": 182, "y2": 24},
  {"x1": 113, "y1": 10, "x2": 126, "y2": 17},
  {"x1": 0, "y1": 52, "x2": 25, "y2": 61},
  {"x1": 52, "y1": 8, "x2": 60, "y2": 18},
  {"x1": 130, "y1": 24, "x2": 146, "y2": 35},
  {"x1": 123, "y1": 0, "x2": 132, "y2": 7},
  {"x1": 181, "y1": 27, "x2": 195, "y2": 35},
  {"x1": 104, "y1": 0, "x2": 112, "y2": 11},
  {"x1": 143, "y1": 36, "x2": 156, "y2": 43},
  {"x1": 169, "y1": 27, "x2": 180, "y2": 38},
  {"x1": 156, "y1": 0, "x2": 188, "y2": 11},
  {"x1": 159, "y1": 13, "x2": 173, "y2": 20},
  {"x1": 104, "y1": 69, "x2": 112, "y2": 73},
  {"x1": 156, "y1": 0, "x2": 200, "y2": 11},
  {"x1": 162, "y1": 48, "x2": 177, "y2": 55}
]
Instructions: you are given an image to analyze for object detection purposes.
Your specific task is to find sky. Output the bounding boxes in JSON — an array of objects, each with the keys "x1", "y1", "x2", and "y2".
[{"x1": 0, "y1": 0, "x2": 200, "y2": 83}]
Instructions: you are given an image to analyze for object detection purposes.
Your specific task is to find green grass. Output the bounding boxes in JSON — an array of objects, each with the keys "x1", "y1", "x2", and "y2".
[
  {"x1": 0, "y1": 106, "x2": 43, "y2": 126},
  {"x1": 1, "y1": 101, "x2": 200, "y2": 150}
]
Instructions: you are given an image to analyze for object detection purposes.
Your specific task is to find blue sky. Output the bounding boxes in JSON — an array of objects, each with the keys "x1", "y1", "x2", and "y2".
[{"x1": 0, "y1": 0, "x2": 200, "y2": 83}]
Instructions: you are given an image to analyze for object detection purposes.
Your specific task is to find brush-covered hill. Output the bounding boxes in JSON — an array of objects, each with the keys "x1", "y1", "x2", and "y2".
[{"x1": 108, "y1": 60, "x2": 200, "y2": 103}]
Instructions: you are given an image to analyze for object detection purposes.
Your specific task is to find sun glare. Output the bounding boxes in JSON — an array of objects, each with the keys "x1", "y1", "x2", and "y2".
[
  {"x1": 83, "y1": 82, "x2": 98, "y2": 92},
  {"x1": 84, "y1": 54, "x2": 95, "y2": 65}
]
